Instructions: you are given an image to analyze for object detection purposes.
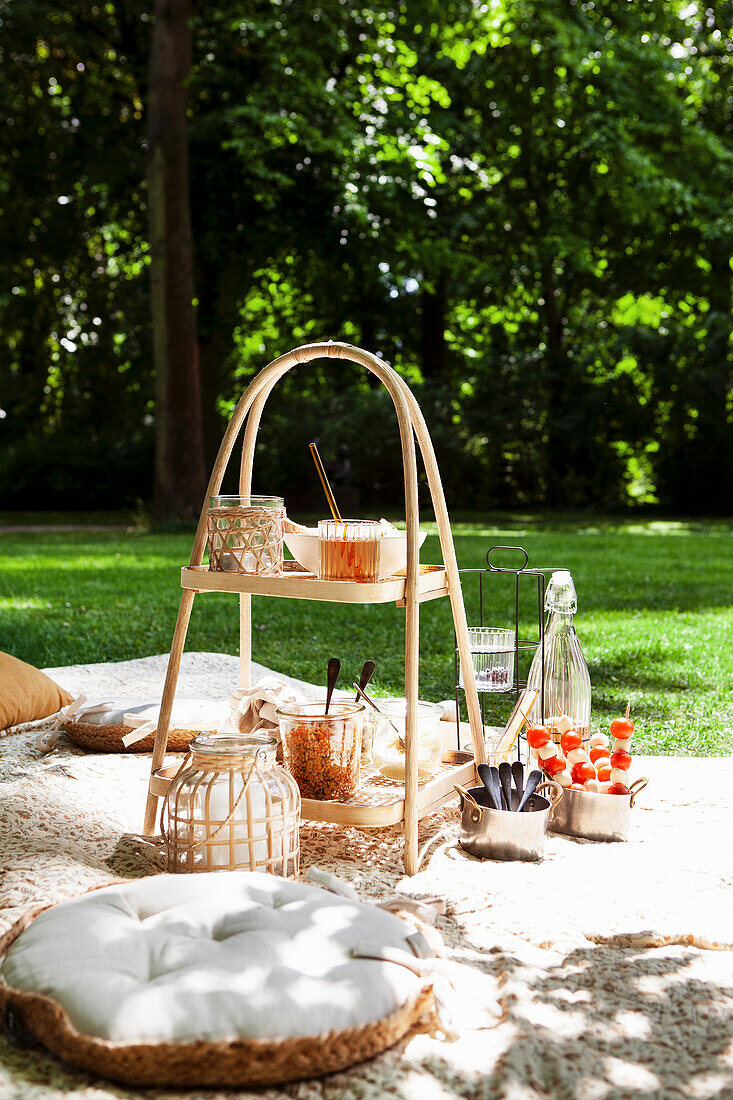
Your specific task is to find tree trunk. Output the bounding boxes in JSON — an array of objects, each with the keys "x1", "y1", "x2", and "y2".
[
  {"x1": 541, "y1": 262, "x2": 570, "y2": 507},
  {"x1": 148, "y1": 0, "x2": 206, "y2": 519},
  {"x1": 199, "y1": 326, "x2": 226, "y2": 470},
  {"x1": 694, "y1": 239, "x2": 732, "y2": 512},
  {"x1": 419, "y1": 273, "x2": 447, "y2": 378}
]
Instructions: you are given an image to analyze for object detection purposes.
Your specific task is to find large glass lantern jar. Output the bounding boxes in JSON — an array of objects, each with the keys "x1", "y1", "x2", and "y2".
[
  {"x1": 526, "y1": 570, "x2": 591, "y2": 744},
  {"x1": 163, "y1": 733, "x2": 300, "y2": 877}
]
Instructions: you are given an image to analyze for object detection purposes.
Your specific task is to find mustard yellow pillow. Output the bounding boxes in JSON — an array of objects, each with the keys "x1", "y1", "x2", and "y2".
[{"x1": 0, "y1": 651, "x2": 73, "y2": 731}]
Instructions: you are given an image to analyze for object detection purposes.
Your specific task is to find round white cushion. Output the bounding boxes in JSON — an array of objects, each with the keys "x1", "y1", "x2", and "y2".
[{"x1": 2, "y1": 873, "x2": 423, "y2": 1043}]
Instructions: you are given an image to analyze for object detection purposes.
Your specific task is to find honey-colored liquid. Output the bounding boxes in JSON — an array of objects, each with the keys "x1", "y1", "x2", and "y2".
[{"x1": 319, "y1": 537, "x2": 379, "y2": 582}]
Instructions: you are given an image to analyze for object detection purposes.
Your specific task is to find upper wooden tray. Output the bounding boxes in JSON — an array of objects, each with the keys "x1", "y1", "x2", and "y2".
[{"x1": 180, "y1": 561, "x2": 450, "y2": 606}]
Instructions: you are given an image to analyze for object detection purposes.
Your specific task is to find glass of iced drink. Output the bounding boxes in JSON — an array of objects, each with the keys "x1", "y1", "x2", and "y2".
[{"x1": 317, "y1": 519, "x2": 381, "y2": 582}]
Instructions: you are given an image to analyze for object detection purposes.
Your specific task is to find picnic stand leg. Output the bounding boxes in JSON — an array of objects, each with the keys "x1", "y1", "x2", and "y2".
[{"x1": 142, "y1": 587, "x2": 195, "y2": 834}]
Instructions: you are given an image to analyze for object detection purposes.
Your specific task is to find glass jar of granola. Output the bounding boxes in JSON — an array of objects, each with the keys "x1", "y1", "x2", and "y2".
[{"x1": 276, "y1": 701, "x2": 364, "y2": 800}]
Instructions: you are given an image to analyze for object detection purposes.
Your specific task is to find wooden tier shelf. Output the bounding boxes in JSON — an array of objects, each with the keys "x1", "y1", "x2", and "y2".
[
  {"x1": 181, "y1": 560, "x2": 450, "y2": 606},
  {"x1": 142, "y1": 341, "x2": 488, "y2": 876},
  {"x1": 151, "y1": 752, "x2": 476, "y2": 829}
]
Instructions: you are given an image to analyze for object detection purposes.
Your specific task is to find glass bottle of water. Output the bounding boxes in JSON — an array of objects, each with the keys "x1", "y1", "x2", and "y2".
[{"x1": 526, "y1": 570, "x2": 591, "y2": 743}]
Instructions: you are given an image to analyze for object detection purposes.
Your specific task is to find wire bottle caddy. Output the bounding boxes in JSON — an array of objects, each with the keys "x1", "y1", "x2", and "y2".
[{"x1": 453, "y1": 546, "x2": 590, "y2": 759}]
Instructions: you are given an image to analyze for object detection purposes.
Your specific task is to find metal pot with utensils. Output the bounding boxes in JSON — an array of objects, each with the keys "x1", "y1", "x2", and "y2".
[{"x1": 456, "y1": 775, "x2": 563, "y2": 862}]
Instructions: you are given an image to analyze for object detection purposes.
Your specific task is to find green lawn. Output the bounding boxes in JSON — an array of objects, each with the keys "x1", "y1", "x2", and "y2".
[{"x1": 0, "y1": 515, "x2": 730, "y2": 755}]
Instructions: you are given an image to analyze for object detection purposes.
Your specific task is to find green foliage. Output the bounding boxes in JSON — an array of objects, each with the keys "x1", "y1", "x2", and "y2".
[
  {"x1": 0, "y1": 516, "x2": 730, "y2": 754},
  {"x1": 0, "y1": 0, "x2": 730, "y2": 511}
]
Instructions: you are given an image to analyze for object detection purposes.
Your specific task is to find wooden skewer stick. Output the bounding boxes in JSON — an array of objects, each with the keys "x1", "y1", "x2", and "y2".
[
  {"x1": 309, "y1": 441, "x2": 342, "y2": 522},
  {"x1": 625, "y1": 699, "x2": 631, "y2": 719}
]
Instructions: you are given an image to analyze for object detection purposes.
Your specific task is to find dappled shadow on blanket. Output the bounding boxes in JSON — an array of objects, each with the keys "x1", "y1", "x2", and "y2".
[{"x1": 409, "y1": 936, "x2": 733, "y2": 1099}]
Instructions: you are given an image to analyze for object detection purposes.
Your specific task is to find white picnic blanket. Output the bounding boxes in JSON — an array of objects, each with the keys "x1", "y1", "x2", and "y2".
[{"x1": 1, "y1": 652, "x2": 732, "y2": 1099}]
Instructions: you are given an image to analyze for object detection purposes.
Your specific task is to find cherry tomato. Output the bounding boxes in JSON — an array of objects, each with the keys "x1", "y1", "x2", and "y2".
[
  {"x1": 590, "y1": 745, "x2": 610, "y2": 764},
  {"x1": 610, "y1": 749, "x2": 632, "y2": 770},
  {"x1": 527, "y1": 725, "x2": 550, "y2": 749},
  {"x1": 560, "y1": 730, "x2": 582, "y2": 753},
  {"x1": 608, "y1": 782, "x2": 630, "y2": 796},
  {"x1": 596, "y1": 763, "x2": 612, "y2": 782},
  {"x1": 571, "y1": 761, "x2": 596, "y2": 785},
  {"x1": 543, "y1": 755, "x2": 565, "y2": 776},
  {"x1": 610, "y1": 717, "x2": 634, "y2": 738}
]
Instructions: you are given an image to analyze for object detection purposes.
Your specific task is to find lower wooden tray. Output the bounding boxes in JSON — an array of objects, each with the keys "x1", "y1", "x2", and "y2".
[{"x1": 151, "y1": 752, "x2": 476, "y2": 829}]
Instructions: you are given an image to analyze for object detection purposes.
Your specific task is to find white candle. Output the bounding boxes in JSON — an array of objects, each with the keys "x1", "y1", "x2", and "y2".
[{"x1": 202, "y1": 772, "x2": 270, "y2": 871}]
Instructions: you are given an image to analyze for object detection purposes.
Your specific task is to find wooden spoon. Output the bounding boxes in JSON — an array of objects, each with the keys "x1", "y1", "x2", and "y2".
[
  {"x1": 355, "y1": 660, "x2": 376, "y2": 701},
  {"x1": 324, "y1": 657, "x2": 340, "y2": 715}
]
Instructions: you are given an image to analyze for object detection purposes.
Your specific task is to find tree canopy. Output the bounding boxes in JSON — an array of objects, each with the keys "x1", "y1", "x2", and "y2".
[{"x1": 1, "y1": 0, "x2": 730, "y2": 514}]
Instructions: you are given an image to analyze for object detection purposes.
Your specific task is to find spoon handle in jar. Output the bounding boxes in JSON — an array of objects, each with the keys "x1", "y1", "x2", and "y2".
[
  {"x1": 325, "y1": 657, "x2": 340, "y2": 715},
  {"x1": 355, "y1": 660, "x2": 376, "y2": 701}
]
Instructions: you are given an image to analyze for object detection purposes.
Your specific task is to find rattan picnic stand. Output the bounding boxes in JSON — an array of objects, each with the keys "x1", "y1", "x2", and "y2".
[{"x1": 142, "y1": 341, "x2": 486, "y2": 874}]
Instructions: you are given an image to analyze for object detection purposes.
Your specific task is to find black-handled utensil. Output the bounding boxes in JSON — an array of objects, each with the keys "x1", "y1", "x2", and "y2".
[
  {"x1": 355, "y1": 660, "x2": 376, "y2": 701},
  {"x1": 511, "y1": 760, "x2": 524, "y2": 807},
  {"x1": 498, "y1": 762, "x2": 513, "y2": 811},
  {"x1": 477, "y1": 763, "x2": 502, "y2": 811},
  {"x1": 516, "y1": 769, "x2": 542, "y2": 813},
  {"x1": 324, "y1": 657, "x2": 340, "y2": 715}
]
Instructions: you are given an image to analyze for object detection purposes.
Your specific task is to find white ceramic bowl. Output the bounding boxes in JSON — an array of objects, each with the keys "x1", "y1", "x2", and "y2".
[{"x1": 283, "y1": 528, "x2": 427, "y2": 582}]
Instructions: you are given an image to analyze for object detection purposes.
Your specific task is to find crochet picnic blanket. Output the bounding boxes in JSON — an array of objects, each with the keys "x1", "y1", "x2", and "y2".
[{"x1": 1, "y1": 653, "x2": 732, "y2": 1099}]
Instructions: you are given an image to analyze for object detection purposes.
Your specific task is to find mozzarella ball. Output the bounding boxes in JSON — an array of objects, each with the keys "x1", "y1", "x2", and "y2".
[
  {"x1": 556, "y1": 713, "x2": 574, "y2": 735},
  {"x1": 590, "y1": 733, "x2": 609, "y2": 748},
  {"x1": 584, "y1": 779, "x2": 600, "y2": 793},
  {"x1": 599, "y1": 781, "x2": 612, "y2": 793},
  {"x1": 613, "y1": 737, "x2": 632, "y2": 752},
  {"x1": 555, "y1": 770, "x2": 573, "y2": 787},
  {"x1": 566, "y1": 747, "x2": 588, "y2": 765},
  {"x1": 538, "y1": 742, "x2": 560, "y2": 761},
  {"x1": 611, "y1": 767, "x2": 629, "y2": 785}
]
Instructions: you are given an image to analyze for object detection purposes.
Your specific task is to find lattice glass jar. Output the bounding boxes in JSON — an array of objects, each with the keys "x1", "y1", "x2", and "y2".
[
  {"x1": 207, "y1": 494, "x2": 285, "y2": 575},
  {"x1": 163, "y1": 733, "x2": 300, "y2": 877},
  {"x1": 277, "y1": 701, "x2": 364, "y2": 800}
]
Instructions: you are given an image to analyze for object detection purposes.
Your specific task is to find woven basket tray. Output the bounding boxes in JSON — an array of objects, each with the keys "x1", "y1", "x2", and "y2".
[
  {"x1": 62, "y1": 721, "x2": 192, "y2": 754},
  {"x1": 0, "y1": 901, "x2": 434, "y2": 1088}
]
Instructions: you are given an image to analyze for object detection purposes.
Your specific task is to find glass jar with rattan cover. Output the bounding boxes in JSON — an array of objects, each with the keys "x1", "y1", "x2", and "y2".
[
  {"x1": 207, "y1": 494, "x2": 285, "y2": 575},
  {"x1": 163, "y1": 733, "x2": 300, "y2": 877}
]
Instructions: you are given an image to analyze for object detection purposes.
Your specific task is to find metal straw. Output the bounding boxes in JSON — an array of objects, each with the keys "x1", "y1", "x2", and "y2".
[{"x1": 309, "y1": 441, "x2": 342, "y2": 522}]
